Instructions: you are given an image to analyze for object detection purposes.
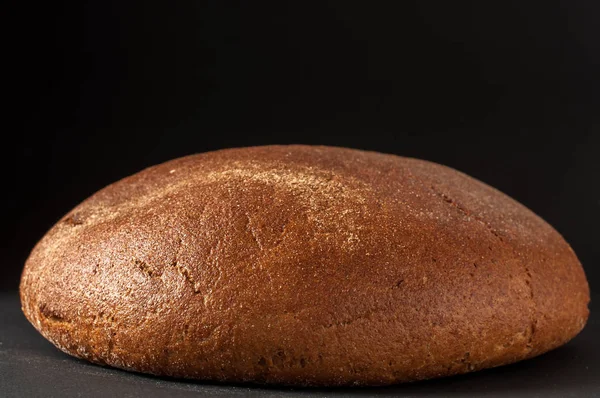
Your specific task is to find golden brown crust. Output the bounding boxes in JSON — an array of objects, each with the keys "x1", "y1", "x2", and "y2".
[{"x1": 20, "y1": 145, "x2": 589, "y2": 386}]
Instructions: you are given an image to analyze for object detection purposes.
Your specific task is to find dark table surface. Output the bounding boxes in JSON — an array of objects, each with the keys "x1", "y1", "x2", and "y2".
[{"x1": 1, "y1": 292, "x2": 598, "y2": 398}]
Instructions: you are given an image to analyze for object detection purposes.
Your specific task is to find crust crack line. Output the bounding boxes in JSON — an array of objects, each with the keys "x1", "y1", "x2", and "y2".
[
  {"x1": 426, "y1": 183, "x2": 537, "y2": 353},
  {"x1": 170, "y1": 236, "x2": 202, "y2": 294}
]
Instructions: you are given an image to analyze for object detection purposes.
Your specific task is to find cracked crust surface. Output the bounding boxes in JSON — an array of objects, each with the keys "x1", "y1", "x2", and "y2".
[{"x1": 20, "y1": 145, "x2": 589, "y2": 386}]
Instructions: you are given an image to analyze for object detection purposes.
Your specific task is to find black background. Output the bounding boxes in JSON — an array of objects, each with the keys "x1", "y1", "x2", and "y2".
[{"x1": 4, "y1": 1, "x2": 599, "y2": 297}]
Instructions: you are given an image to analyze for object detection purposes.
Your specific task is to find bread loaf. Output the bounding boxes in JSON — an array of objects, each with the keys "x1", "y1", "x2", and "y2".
[{"x1": 20, "y1": 145, "x2": 589, "y2": 386}]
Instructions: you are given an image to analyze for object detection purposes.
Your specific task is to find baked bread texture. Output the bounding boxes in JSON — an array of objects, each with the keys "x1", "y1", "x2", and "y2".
[{"x1": 20, "y1": 145, "x2": 589, "y2": 386}]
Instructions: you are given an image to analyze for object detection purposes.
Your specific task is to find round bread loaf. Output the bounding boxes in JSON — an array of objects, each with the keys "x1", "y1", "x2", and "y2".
[{"x1": 20, "y1": 145, "x2": 589, "y2": 386}]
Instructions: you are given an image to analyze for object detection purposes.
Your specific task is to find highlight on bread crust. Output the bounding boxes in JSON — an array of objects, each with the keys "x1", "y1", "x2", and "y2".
[{"x1": 20, "y1": 145, "x2": 589, "y2": 386}]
